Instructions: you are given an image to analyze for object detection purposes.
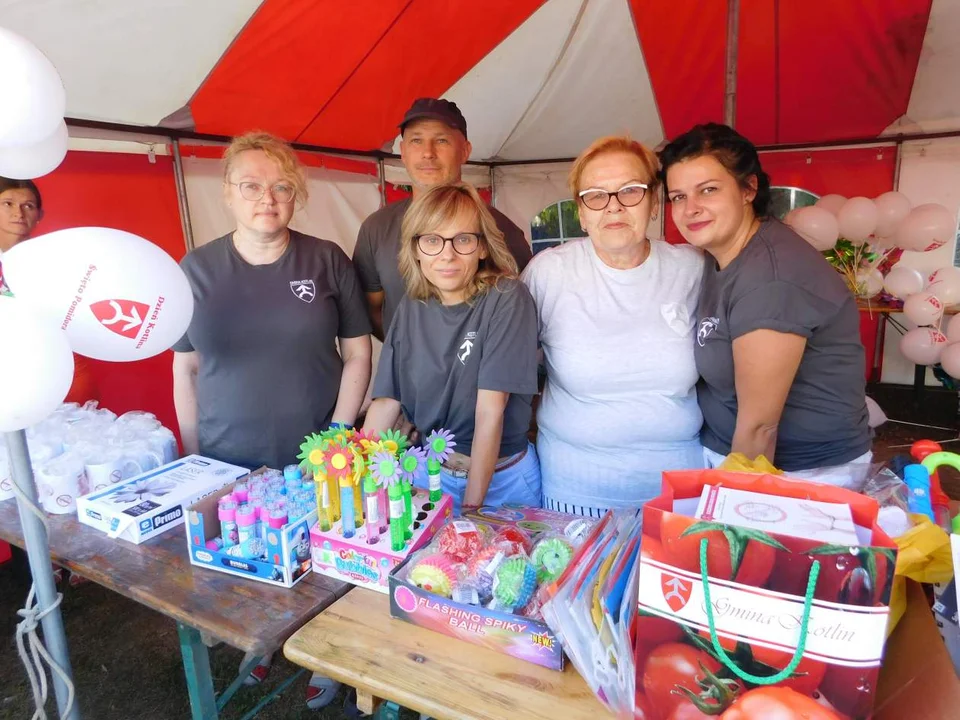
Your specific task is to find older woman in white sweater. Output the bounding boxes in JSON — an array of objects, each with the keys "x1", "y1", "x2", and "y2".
[{"x1": 521, "y1": 136, "x2": 704, "y2": 517}]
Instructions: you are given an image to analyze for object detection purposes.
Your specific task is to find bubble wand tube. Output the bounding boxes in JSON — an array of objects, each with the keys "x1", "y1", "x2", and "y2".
[
  {"x1": 424, "y1": 429, "x2": 456, "y2": 503},
  {"x1": 388, "y1": 477, "x2": 405, "y2": 551},
  {"x1": 371, "y1": 450, "x2": 401, "y2": 547},
  {"x1": 351, "y1": 450, "x2": 366, "y2": 527},
  {"x1": 377, "y1": 484, "x2": 389, "y2": 534},
  {"x1": 400, "y1": 476, "x2": 413, "y2": 540},
  {"x1": 316, "y1": 470, "x2": 332, "y2": 531},
  {"x1": 297, "y1": 432, "x2": 334, "y2": 529},
  {"x1": 363, "y1": 473, "x2": 380, "y2": 545}
]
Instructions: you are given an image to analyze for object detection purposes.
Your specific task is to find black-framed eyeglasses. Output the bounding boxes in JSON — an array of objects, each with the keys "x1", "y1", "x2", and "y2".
[
  {"x1": 229, "y1": 181, "x2": 296, "y2": 203},
  {"x1": 578, "y1": 183, "x2": 648, "y2": 211},
  {"x1": 415, "y1": 232, "x2": 482, "y2": 256}
]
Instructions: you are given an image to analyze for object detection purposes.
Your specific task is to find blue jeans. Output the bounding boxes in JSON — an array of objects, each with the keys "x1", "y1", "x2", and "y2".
[{"x1": 413, "y1": 443, "x2": 542, "y2": 515}]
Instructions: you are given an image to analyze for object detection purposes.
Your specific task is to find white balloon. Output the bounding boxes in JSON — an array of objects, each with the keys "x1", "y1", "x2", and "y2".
[
  {"x1": 855, "y1": 268, "x2": 883, "y2": 298},
  {"x1": 0, "y1": 27, "x2": 65, "y2": 146},
  {"x1": 903, "y1": 291, "x2": 945, "y2": 326},
  {"x1": 940, "y1": 342, "x2": 960, "y2": 379},
  {"x1": 3, "y1": 228, "x2": 193, "y2": 361},
  {"x1": 0, "y1": 119, "x2": 67, "y2": 179},
  {"x1": 815, "y1": 194, "x2": 847, "y2": 216},
  {"x1": 0, "y1": 297, "x2": 74, "y2": 432},
  {"x1": 873, "y1": 191, "x2": 912, "y2": 238},
  {"x1": 882, "y1": 265, "x2": 925, "y2": 299},
  {"x1": 926, "y1": 266, "x2": 960, "y2": 306},
  {"x1": 837, "y1": 197, "x2": 878, "y2": 243},
  {"x1": 865, "y1": 396, "x2": 887, "y2": 428},
  {"x1": 946, "y1": 314, "x2": 960, "y2": 344},
  {"x1": 900, "y1": 328, "x2": 947, "y2": 366},
  {"x1": 896, "y1": 203, "x2": 957, "y2": 252},
  {"x1": 787, "y1": 206, "x2": 839, "y2": 251}
]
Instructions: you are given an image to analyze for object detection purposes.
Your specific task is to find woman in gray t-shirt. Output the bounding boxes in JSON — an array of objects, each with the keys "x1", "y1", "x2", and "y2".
[
  {"x1": 364, "y1": 183, "x2": 541, "y2": 515},
  {"x1": 659, "y1": 123, "x2": 871, "y2": 486}
]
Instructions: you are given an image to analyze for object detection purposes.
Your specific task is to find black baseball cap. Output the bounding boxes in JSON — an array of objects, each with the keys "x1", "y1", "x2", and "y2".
[{"x1": 399, "y1": 98, "x2": 468, "y2": 139}]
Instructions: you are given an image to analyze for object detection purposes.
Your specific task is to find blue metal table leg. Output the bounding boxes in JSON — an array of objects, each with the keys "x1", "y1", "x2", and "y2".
[
  {"x1": 216, "y1": 652, "x2": 261, "y2": 711},
  {"x1": 236, "y1": 668, "x2": 305, "y2": 720},
  {"x1": 374, "y1": 701, "x2": 402, "y2": 720},
  {"x1": 177, "y1": 622, "x2": 218, "y2": 720}
]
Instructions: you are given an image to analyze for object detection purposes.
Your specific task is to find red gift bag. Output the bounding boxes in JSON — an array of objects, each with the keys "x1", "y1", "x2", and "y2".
[{"x1": 635, "y1": 470, "x2": 897, "y2": 720}]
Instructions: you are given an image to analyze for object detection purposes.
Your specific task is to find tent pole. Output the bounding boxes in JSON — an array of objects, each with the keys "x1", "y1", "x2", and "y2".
[
  {"x1": 6, "y1": 430, "x2": 79, "y2": 719},
  {"x1": 724, "y1": 0, "x2": 741, "y2": 127},
  {"x1": 171, "y1": 139, "x2": 196, "y2": 252},
  {"x1": 489, "y1": 166, "x2": 497, "y2": 208},
  {"x1": 893, "y1": 140, "x2": 904, "y2": 191},
  {"x1": 377, "y1": 159, "x2": 387, "y2": 209}
]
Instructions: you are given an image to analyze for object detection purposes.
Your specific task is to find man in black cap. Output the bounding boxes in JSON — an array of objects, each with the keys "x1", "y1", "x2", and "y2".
[{"x1": 353, "y1": 98, "x2": 532, "y2": 339}]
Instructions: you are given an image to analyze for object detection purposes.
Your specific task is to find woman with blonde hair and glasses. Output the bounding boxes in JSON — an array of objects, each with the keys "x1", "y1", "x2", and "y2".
[
  {"x1": 521, "y1": 135, "x2": 704, "y2": 518},
  {"x1": 364, "y1": 182, "x2": 541, "y2": 515},
  {"x1": 172, "y1": 131, "x2": 371, "y2": 707}
]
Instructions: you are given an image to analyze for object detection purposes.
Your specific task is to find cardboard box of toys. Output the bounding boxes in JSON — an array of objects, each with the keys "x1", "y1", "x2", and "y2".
[
  {"x1": 389, "y1": 513, "x2": 591, "y2": 671},
  {"x1": 76, "y1": 455, "x2": 248, "y2": 544},
  {"x1": 310, "y1": 487, "x2": 452, "y2": 593},
  {"x1": 185, "y1": 470, "x2": 317, "y2": 588}
]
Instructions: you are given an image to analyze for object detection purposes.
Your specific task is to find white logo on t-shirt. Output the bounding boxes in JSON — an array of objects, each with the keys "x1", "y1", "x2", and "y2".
[
  {"x1": 697, "y1": 317, "x2": 720, "y2": 347},
  {"x1": 458, "y1": 331, "x2": 477, "y2": 365},
  {"x1": 290, "y1": 280, "x2": 316, "y2": 303}
]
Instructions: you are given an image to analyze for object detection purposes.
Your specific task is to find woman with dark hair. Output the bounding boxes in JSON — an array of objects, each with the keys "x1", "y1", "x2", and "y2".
[{"x1": 659, "y1": 123, "x2": 870, "y2": 487}]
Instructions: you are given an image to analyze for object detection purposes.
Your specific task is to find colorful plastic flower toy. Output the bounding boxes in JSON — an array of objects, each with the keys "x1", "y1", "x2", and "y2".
[
  {"x1": 424, "y1": 428, "x2": 456, "y2": 502},
  {"x1": 531, "y1": 536, "x2": 574, "y2": 583},
  {"x1": 492, "y1": 555, "x2": 538, "y2": 610},
  {"x1": 353, "y1": 428, "x2": 379, "y2": 458},
  {"x1": 297, "y1": 433, "x2": 326, "y2": 472},
  {"x1": 369, "y1": 451, "x2": 402, "y2": 550},
  {"x1": 370, "y1": 450, "x2": 400, "y2": 485},
  {"x1": 323, "y1": 423, "x2": 355, "y2": 447},
  {"x1": 379, "y1": 428, "x2": 409, "y2": 455},
  {"x1": 398, "y1": 446, "x2": 425, "y2": 483},
  {"x1": 408, "y1": 553, "x2": 457, "y2": 597}
]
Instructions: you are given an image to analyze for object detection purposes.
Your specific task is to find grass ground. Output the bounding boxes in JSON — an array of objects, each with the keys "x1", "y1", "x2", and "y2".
[{"x1": 1, "y1": 383, "x2": 957, "y2": 719}]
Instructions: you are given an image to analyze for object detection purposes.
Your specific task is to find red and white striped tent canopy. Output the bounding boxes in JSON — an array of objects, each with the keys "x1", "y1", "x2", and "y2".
[
  {"x1": 5, "y1": 0, "x2": 960, "y2": 409},
  {"x1": 7, "y1": 0, "x2": 957, "y2": 158}
]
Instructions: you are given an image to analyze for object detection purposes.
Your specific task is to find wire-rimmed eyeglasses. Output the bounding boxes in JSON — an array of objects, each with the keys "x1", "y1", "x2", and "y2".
[{"x1": 229, "y1": 181, "x2": 296, "y2": 203}]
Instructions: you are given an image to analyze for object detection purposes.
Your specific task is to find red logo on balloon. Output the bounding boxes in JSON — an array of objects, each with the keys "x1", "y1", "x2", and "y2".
[{"x1": 90, "y1": 299, "x2": 150, "y2": 339}]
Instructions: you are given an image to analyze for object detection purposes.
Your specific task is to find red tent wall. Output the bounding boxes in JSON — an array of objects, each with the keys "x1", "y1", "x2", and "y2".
[{"x1": 33, "y1": 151, "x2": 186, "y2": 442}]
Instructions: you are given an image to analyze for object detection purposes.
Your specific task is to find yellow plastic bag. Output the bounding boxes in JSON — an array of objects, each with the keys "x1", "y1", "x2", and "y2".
[
  {"x1": 887, "y1": 515, "x2": 955, "y2": 634},
  {"x1": 717, "y1": 452, "x2": 783, "y2": 475}
]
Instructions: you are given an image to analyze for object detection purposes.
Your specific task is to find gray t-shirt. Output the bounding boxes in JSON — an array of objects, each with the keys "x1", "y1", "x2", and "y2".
[
  {"x1": 372, "y1": 278, "x2": 538, "y2": 457},
  {"x1": 694, "y1": 219, "x2": 870, "y2": 471},
  {"x1": 173, "y1": 231, "x2": 371, "y2": 469},
  {"x1": 353, "y1": 198, "x2": 533, "y2": 332}
]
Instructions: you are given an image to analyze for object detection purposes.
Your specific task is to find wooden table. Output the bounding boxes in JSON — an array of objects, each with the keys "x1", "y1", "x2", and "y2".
[
  {"x1": 0, "y1": 500, "x2": 349, "y2": 720},
  {"x1": 284, "y1": 588, "x2": 607, "y2": 720}
]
